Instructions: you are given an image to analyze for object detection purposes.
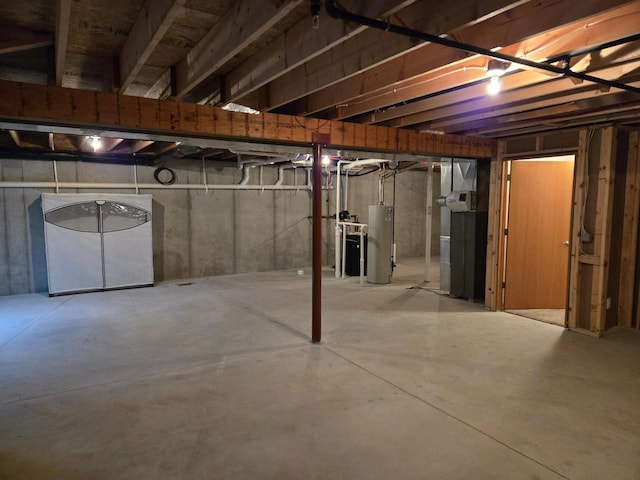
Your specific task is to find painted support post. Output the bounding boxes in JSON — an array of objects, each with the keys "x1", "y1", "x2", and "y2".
[{"x1": 312, "y1": 132, "x2": 329, "y2": 343}]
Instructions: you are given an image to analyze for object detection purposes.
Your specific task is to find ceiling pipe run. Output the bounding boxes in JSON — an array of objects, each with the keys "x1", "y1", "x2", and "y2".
[{"x1": 325, "y1": 1, "x2": 640, "y2": 95}]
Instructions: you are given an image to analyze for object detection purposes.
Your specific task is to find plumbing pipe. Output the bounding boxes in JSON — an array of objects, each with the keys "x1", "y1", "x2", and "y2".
[
  {"x1": 341, "y1": 220, "x2": 347, "y2": 279},
  {"x1": 425, "y1": 161, "x2": 433, "y2": 282},
  {"x1": 0, "y1": 181, "x2": 313, "y2": 191},
  {"x1": 325, "y1": 1, "x2": 640, "y2": 95},
  {"x1": 335, "y1": 159, "x2": 348, "y2": 278},
  {"x1": 133, "y1": 163, "x2": 140, "y2": 194},
  {"x1": 275, "y1": 166, "x2": 286, "y2": 186},
  {"x1": 239, "y1": 165, "x2": 252, "y2": 185},
  {"x1": 334, "y1": 224, "x2": 342, "y2": 278},
  {"x1": 52, "y1": 160, "x2": 59, "y2": 194},
  {"x1": 359, "y1": 228, "x2": 365, "y2": 285},
  {"x1": 202, "y1": 157, "x2": 209, "y2": 194}
]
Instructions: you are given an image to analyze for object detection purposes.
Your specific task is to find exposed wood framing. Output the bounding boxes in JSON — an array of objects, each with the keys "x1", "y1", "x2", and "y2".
[
  {"x1": 0, "y1": 80, "x2": 496, "y2": 158},
  {"x1": 589, "y1": 126, "x2": 617, "y2": 334},
  {"x1": 484, "y1": 143, "x2": 505, "y2": 310},
  {"x1": 305, "y1": 0, "x2": 636, "y2": 119},
  {"x1": 175, "y1": 0, "x2": 304, "y2": 100},
  {"x1": 8, "y1": 130, "x2": 20, "y2": 147},
  {"x1": 256, "y1": 0, "x2": 526, "y2": 110},
  {"x1": 568, "y1": 130, "x2": 589, "y2": 329},
  {"x1": 0, "y1": 34, "x2": 53, "y2": 55},
  {"x1": 119, "y1": 0, "x2": 186, "y2": 94},
  {"x1": 55, "y1": 0, "x2": 72, "y2": 86},
  {"x1": 223, "y1": 0, "x2": 416, "y2": 103},
  {"x1": 618, "y1": 131, "x2": 640, "y2": 327}
]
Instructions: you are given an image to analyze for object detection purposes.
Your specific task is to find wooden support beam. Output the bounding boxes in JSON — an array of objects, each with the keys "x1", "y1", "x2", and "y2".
[
  {"x1": 175, "y1": 0, "x2": 304, "y2": 101},
  {"x1": 0, "y1": 80, "x2": 496, "y2": 158},
  {"x1": 8, "y1": 130, "x2": 20, "y2": 147},
  {"x1": 589, "y1": 126, "x2": 616, "y2": 334},
  {"x1": 223, "y1": 0, "x2": 418, "y2": 103},
  {"x1": 568, "y1": 130, "x2": 589, "y2": 330},
  {"x1": 119, "y1": 0, "x2": 186, "y2": 94},
  {"x1": 485, "y1": 144, "x2": 505, "y2": 310},
  {"x1": 618, "y1": 131, "x2": 640, "y2": 327},
  {"x1": 55, "y1": 0, "x2": 72, "y2": 86},
  {"x1": 0, "y1": 35, "x2": 53, "y2": 55}
]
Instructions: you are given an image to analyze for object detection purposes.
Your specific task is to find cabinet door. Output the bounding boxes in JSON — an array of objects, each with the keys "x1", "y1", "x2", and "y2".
[
  {"x1": 44, "y1": 202, "x2": 103, "y2": 294},
  {"x1": 101, "y1": 202, "x2": 153, "y2": 288}
]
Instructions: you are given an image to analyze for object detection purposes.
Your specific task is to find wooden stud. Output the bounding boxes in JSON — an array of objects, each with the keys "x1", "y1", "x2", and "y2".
[
  {"x1": 619, "y1": 131, "x2": 640, "y2": 328},
  {"x1": 485, "y1": 143, "x2": 505, "y2": 310},
  {"x1": 589, "y1": 126, "x2": 616, "y2": 335},
  {"x1": 567, "y1": 129, "x2": 589, "y2": 330}
]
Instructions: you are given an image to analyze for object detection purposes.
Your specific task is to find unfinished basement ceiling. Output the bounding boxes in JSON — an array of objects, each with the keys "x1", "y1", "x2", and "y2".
[{"x1": 0, "y1": 0, "x2": 639, "y2": 159}]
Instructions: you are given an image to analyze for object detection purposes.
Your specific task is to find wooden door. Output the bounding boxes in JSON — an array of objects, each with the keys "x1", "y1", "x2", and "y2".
[{"x1": 504, "y1": 159, "x2": 574, "y2": 309}]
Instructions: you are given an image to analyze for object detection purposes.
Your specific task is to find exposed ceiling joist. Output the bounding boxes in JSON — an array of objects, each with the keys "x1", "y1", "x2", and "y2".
[
  {"x1": 0, "y1": 34, "x2": 53, "y2": 55},
  {"x1": 119, "y1": 0, "x2": 186, "y2": 94},
  {"x1": 222, "y1": 0, "x2": 419, "y2": 104},
  {"x1": 258, "y1": 0, "x2": 528, "y2": 111},
  {"x1": 8, "y1": 130, "x2": 20, "y2": 147},
  {"x1": 303, "y1": 0, "x2": 638, "y2": 120},
  {"x1": 54, "y1": 0, "x2": 72, "y2": 87},
  {"x1": 174, "y1": 0, "x2": 305, "y2": 101}
]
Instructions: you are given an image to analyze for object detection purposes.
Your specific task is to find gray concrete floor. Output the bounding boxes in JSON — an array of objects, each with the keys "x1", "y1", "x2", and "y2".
[{"x1": 1, "y1": 258, "x2": 639, "y2": 479}]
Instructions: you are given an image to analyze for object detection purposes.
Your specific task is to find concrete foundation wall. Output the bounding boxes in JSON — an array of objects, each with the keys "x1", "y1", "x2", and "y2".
[
  {"x1": 346, "y1": 169, "x2": 441, "y2": 259},
  {"x1": 0, "y1": 159, "x2": 436, "y2": 295}
]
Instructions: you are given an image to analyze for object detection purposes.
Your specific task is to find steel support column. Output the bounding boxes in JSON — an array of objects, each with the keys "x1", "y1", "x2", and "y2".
[{"x1": 312, "y1": 132, "x2": 329, "y2": 343}]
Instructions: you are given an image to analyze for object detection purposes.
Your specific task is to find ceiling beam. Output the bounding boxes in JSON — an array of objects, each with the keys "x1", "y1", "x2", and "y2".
[
  {"x1": 358, "y1": 4, "x2": 640, "y2": 126},
  {"x1": 174, "y1": 0, "x2": 305, "y2": 101},
  {"x1": 8, "y1": 130, "x2": 20, "y2": 147},
  {"x1": 119, "y1": 0, "x2": 186, "y2": 94},
  {"x1": 256, "y1": 0, "x2": 527, "y2": 111},
  {"x1": 382, "y1": 55, "x2": 640, "y2": 129},
  {"x1": 0, "y1": 79, "x2": 495, "y2": 158},
  {"x1": 0, "y1": 34, "x2": 53, "y2": 55},
  {"x1": 302, "y1": 0, "x2": 638, "y2": 119},
  {"x1": 222, "y1": 0, "x2": 418, "y2": 105},
  {"x1": 459, "y1": 98, "x2": 640, "y2": 136},
  {"x1": 55, "y1": 0, "x2": 72, "y2": 86}
]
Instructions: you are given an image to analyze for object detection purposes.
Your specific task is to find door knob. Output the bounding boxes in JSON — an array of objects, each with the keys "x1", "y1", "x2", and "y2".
[{"x1": 563, "y1": 241, "x2": 570, "y2": 246}]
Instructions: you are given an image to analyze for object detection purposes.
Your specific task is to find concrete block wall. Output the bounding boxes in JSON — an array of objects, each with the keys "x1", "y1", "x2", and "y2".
[{"x1": 0, "y1": 158, "x2": 435, "y2": 295}]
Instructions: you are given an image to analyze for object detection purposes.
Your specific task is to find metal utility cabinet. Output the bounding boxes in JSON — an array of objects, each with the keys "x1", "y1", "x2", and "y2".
[{"x1": 42, "y1": 193, "x2": 154, "y2": 295}]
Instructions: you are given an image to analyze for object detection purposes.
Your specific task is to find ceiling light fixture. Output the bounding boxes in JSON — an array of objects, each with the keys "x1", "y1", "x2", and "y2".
[
  {"x1": 222, "y1": 102, "x2": 260, "y2": 115},
  {"x1": 485, "y1": 59, "x2": 510, "y2": 95}
]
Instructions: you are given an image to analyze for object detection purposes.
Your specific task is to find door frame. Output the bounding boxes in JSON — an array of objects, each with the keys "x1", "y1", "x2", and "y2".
[{"x1": 491, "y1": 151, "x2": 579, "y2": 327}]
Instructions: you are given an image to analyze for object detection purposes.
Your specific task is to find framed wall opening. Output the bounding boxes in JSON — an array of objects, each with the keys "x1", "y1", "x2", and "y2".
[{"x1": 501, "y1": 155, "x2": 575, "y2": 327}]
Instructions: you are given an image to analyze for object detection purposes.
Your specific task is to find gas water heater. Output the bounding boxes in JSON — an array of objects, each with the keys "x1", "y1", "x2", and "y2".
[{"x1": 367, "y1": 204, "x2": 394, "y2": 284}]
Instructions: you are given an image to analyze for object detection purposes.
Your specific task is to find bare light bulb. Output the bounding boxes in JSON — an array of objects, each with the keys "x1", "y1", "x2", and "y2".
[
  {"x1": 89, "y1": 136, "x2": 102, "y2": 152},
  {"x1": 487, "y1": 76, "x2": 501, "y2": 95},
  {"x1": 322, "y1": 155, "x2": 331, "y2": 166}
]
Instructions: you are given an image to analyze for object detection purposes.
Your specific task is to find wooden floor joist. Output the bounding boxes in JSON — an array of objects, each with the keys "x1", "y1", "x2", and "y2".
[{"x1": 0, "y1": 80, "x2": 496, "y2": 158}]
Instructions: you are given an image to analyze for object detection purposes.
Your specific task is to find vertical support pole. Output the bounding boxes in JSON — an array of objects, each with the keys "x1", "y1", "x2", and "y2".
[
  {"x1": 312, "y1": 133, "x2": 329, "y2": 343},
  {"x1": 425, "y1": 161, "x2": 433, "y2": 282}
]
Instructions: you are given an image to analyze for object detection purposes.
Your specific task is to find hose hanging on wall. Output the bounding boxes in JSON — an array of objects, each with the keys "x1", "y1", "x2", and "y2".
[{"x1": 153, "y1": 167, "x2": 176, "y2": 185}]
